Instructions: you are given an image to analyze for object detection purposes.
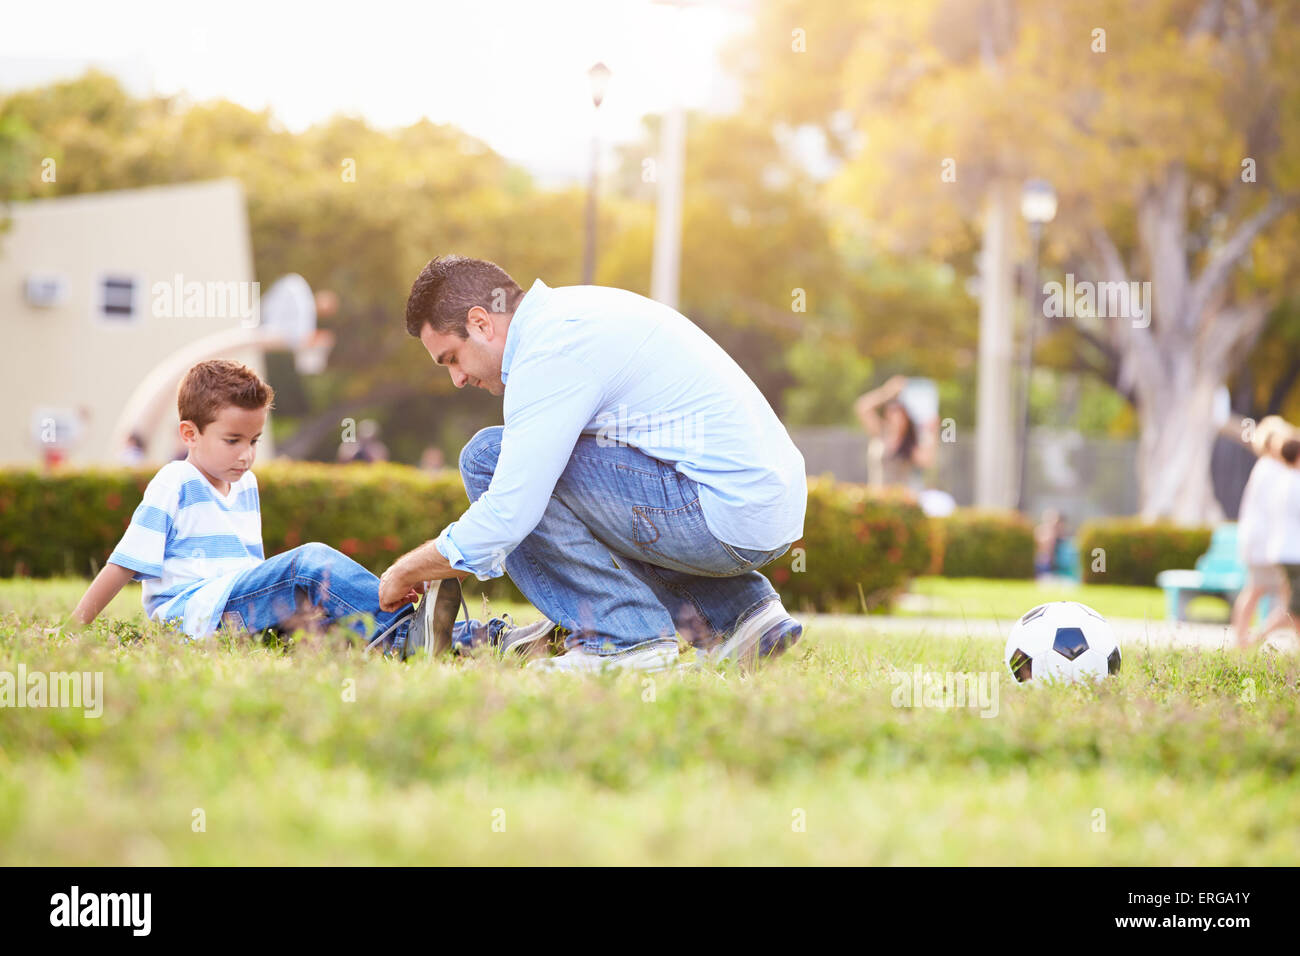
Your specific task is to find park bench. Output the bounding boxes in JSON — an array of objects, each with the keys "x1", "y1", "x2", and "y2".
[{"x1": 1154, "y1": 523, "x2": 1270, "y2": 622}]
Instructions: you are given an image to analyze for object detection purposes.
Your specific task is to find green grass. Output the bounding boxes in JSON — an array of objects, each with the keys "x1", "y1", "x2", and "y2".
[
  {"x1": 1, "y1": 579, "x2": 1296, "y2": 864},
  {"x1": 903, "y1": 576, "x2": 1233, "y2": 622}
]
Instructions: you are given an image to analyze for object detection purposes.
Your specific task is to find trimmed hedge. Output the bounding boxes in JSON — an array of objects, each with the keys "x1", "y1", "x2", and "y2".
[
  {"x1": 777, "y1": 477, "x2": 937, "y2": 613},
  {"x1": 0, "y1": 461, "x2": 531, "y2": 594},
  {"x1": 1077, "y1": 519, "x2": 1212, "y2": 587},
  {"x1": 932, "y1": 509, "x2": 1035, "y2": 579},
  {"x1": 0, "y1": 464, "x2": 936, "y2": 615}
]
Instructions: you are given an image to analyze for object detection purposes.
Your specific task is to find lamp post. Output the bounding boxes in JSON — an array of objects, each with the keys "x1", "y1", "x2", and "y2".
[
  {"x1": 582, "y1": 61, "x2": 612, "y2": 285},
  {"x1": 1016, "y1": 178, "x2": 1057, "y2": 512}
]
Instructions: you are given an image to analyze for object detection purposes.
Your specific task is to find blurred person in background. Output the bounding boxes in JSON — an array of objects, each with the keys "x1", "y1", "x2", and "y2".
[
  {"x1": 419, "y1": 446, "x2": 446, "y2": 473},
  {"x1": 1233, "y1": 415, "x2": 1295, "y2": 648},
  {"x1": 337, "y1": 418, "x2": 389, "y2": 463},
  {"x1": 1242, "y1": 430, "x2": 1300, "y2": 648},
  {"x1": 854, "y1": 375, "x2": 935, "y2": 493},
  {"x1": 1034, "y1": 509, "x2": 1067, "y2": 579},
  {"x1": 120, "y1": 432, "x2": 147, "y2": 465}
]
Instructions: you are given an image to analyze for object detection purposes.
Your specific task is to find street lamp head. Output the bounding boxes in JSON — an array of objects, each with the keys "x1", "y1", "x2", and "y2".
[
  {"x1": 588, "y1": 61, "x2": 612, "y2": 109},
  {"x1": 1020, "y1": 178, "x2": 1058, "y2": 225}
]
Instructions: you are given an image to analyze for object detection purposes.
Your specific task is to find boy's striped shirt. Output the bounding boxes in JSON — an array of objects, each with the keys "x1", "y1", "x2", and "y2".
[{"x1": 108, "y1": 460, "x2": 263, "y2": 637}]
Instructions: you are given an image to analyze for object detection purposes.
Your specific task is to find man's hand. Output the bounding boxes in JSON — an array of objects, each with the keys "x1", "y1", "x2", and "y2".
[
  {"x1": 377, "y1": 540, "x2": 469, "y2": 612},
  {"x1": 378, "y1": 567, "x2": 422, "y2": 613}
]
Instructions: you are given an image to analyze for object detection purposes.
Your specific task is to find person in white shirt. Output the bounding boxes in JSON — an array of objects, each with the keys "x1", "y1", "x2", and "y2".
[
  {"x1": 379, "y1": 256, "x2": 808, "y2": 673},
  {"x1": 1232, "y1": 416, "x2": 1295, "y2": 647},
  {"x1": 1245, "y1": 435, "x2": 1300, "y2": 647}
]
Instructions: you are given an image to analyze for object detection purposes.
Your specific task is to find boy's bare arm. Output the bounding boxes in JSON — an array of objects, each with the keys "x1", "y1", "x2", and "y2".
[{"x1": 70, "y1": 563, "x2": 139, "y2": 626}]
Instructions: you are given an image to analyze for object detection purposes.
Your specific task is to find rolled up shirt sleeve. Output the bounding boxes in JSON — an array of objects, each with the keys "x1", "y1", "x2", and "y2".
[{"x1": 435, "y1": 349, "x2": 606, "y2": 580}]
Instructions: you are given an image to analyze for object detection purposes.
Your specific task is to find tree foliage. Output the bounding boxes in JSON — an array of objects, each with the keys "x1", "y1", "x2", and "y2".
[{"x1": 734, "y1": 0, "x2": 1300, "y2": 519}]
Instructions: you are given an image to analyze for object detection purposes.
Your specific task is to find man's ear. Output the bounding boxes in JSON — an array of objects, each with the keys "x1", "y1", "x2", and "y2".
[{"x1": 467, "y1": 305, "x2": 496, "y2": 340}]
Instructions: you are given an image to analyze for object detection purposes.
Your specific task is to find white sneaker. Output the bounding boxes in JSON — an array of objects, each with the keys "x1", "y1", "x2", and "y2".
[
  {"x1": 528, "y1": 638, "x2": 679, "y2": 673},
  {"x1": 704, "y1": 599, "x2": 802, "y2": 672}
]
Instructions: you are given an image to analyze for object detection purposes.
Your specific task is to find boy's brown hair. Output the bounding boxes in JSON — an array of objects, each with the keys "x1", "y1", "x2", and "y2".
[{"x1": 177, "y1": 360, "x2": 275, "y2": 431}]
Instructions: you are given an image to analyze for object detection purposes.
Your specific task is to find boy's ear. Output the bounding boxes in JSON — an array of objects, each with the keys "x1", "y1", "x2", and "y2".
[{"x1": 178, "y1": 420, "x2": 199, "y2": 444}]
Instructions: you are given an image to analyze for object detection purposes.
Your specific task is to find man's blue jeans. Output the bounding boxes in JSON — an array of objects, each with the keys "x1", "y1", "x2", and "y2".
[
  {"x1": 459, "y1": 427, "x2": 794, "y2": 653},
  {"x1": 219, "y1": 542, "x2": 475, "y2": 649}
]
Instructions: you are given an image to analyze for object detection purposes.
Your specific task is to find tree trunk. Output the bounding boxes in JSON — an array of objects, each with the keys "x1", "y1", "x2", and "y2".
[
  {"x1": 1089, "y1": 166, "x2": 1291, "y2": 525},
  {"x1": 1133, "y1": 369, "x2": 1224, "y2": 524}
]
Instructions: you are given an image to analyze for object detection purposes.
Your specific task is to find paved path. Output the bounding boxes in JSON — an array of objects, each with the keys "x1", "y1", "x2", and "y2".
[{"x1": 807, "y1": 613, "x2": 1300, "y2": 653}]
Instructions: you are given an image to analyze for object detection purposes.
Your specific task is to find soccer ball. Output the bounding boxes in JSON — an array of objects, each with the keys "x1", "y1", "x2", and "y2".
[{"x1": 1004, "y1": 601, "x2": 1121, "y2": 685}]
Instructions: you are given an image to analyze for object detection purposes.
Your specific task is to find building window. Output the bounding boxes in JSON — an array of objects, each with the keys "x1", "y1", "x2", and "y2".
[
  {"x1": 24, "y1": 274, "x2": 67, "y2": 308},
  {"x1": 99, "y1": 275, "x2": 139, "y2": 322}
]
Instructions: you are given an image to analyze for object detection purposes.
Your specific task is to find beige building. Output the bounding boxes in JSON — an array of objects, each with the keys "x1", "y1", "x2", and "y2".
[{"x1": 0, "y1": 179, "x2": 278, "y2": 466}]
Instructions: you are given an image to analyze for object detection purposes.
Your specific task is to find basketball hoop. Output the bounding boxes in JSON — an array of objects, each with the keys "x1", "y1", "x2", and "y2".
[{"x1": 260, "y1": 274, "x2": 316, "y2": 346}]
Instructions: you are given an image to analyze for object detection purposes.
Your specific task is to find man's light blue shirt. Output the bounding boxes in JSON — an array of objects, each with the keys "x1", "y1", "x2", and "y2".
[{"x1": 434, "y1": 279, "x2": 808, "y2": 580}]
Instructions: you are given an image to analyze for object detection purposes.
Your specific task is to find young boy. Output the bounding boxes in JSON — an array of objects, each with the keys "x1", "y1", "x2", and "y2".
[{"x1": 70, "y1": 359, "x2": 555, "y2": 659}]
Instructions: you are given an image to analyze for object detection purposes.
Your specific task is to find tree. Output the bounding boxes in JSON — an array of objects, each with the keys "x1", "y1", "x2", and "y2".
[
  {"x1": 736, "y1": 0, "x2": 1300, "y2": 522},
  {"x1": 0, "y1": 74, "x2": 594, "y2": 461},
  {"x1": 605, "y1": 110, "x2": 978, "y2": 422}
]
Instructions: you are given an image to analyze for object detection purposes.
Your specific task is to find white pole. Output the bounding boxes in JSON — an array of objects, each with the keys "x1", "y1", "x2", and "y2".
[
  {"x1": 650, "y1": 2, "x2": 690, "y2": 309},
  {"x1": 975, "y1": 180, "x2": 1018, "y2": 509},
  {"x1": 651, "y1": 100, "x2": 686, "y2": 309}
]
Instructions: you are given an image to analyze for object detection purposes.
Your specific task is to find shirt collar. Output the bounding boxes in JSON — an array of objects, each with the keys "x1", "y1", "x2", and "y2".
[{"x1": 501, "y1": 278, "x2": 549, "y2": 384}]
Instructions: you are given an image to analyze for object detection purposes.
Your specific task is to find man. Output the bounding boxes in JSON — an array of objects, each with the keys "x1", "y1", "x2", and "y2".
[{"x1": 377, "y1": 256, "x2": 807, "y2": 672}]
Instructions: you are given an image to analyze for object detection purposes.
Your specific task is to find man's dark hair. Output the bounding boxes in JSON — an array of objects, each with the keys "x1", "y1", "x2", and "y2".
[
  {"x1": 404, "y1": 255, "x2": 525, "y2": 339},
  {"x1": 1281, "y1": 437, "x2": 1300, "y2": 465}
]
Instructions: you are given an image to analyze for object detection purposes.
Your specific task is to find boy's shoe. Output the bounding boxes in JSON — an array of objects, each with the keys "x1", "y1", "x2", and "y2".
[
  {"x1": 363, "y1": 615, "x2": 405, "y2": 656},
  {"x1": 527, "y1": 638, "x2": 679, "y2": 673},
  {"x1": 397, "y1": 577, "x2": 465, "y2": 661},
  {"x1": 704, "y1": 600, "x2": 802, "y2": 672}
]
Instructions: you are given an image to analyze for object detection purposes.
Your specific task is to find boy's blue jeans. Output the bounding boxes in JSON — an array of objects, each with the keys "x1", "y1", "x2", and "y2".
[
  {"x1": 458, "y1": 426, "x2": 795, "y2": 654},
  {"x1": 218, "y1": 542, "x2": 474, "y2": 650}
]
